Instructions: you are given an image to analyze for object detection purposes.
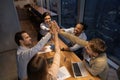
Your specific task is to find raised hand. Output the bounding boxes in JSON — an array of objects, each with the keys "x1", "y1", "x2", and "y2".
[
  {"x1": 49, "y1": 20, "x2": 60, "y2": 33},
  {"x1": 52, "y1": 20, "x2": 60, "y2": 31},
  {"x1": 49, "y1": 21, "x2": 59, "y2": 35}
]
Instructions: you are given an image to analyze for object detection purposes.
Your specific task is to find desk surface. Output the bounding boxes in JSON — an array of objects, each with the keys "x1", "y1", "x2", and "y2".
[
  {"x1": 31, "y1": 5, "x2": 57, "y2": 16},
  {"x1": 40, "y1": 39, "x2": 100, "y2": 80}
]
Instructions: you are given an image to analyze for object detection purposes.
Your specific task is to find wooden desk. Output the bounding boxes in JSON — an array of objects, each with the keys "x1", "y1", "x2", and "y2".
[{"x1": 40, "y1": 39, "x2": 100, "y2": 80}]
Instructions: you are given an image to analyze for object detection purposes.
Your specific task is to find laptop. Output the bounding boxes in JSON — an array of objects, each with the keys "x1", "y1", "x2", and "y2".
[{"x1": 71, "y1": 61, "x2": 88, "y2": 78}]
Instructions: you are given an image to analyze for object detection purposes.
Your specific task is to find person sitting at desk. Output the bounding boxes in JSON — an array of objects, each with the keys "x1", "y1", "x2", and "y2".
[
  {"x1": 27, "y1": 26, "x2": 60, "y2": 80},
  {"x1": 61, "y1": 23, "x2": 87, "y2": 60},
  {"x1": 40, "y1": 12, "x2": 51, "y2": 36},
  {"x1": 59, "y1": 31, "x2": 109, "y2": 80},
  {"x1": 14, "y1": 31, "x2": 51, "y2": 80},
  {"x1": 38, "y1": 12, "x2": 59, "y2": 40}
]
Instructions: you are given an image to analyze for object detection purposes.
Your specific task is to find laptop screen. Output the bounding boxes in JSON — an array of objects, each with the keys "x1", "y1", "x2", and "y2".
[{"x1": 71, "y1": 62, "x2": 88, "y2": 78}]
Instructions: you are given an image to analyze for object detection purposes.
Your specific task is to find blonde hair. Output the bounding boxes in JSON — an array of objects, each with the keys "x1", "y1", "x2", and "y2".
[{"x1": 89, "y1": 38, "x2": 107, "y2": 54}]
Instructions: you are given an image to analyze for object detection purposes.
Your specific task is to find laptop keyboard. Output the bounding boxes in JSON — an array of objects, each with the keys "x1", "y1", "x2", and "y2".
[{"x1": 72, "y1": 63, "x2": 82, "y2": 76}]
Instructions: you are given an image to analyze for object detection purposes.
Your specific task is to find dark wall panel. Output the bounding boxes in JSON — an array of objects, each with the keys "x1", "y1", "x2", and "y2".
[
  {"x1": 0, "y1": 0, "x2": 21, "y2": 53},
  {"x1": 84, "y1": 0, "x2": 120, "y2": 65}
]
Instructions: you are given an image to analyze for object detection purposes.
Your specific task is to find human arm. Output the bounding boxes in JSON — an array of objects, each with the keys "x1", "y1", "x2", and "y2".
[
  {"x1": 69, "y1": 44, "x2": 82, "y2": 51},
  {"x1": 63, "y1": 27, "x2": 74, "y2": 33},
  {"x1": 17, "y1": 33, "x2": 51, "y2": 61},
  {"x1": 59, "y1": 31, "x2": 88, "y2": 47},
  {"x1": 60, "y1": 44, "x2": 81, "y2": 51},
  {"x1": 48, "y1": 24, "x2": 60, "y2": 77},
  {"x1": 69, "y1": 32, "x2": 87, "y2": 51},
  {"x1": 16, "y1": 33, "x2": 51, "y2": 79},
  {"x1": 49, "y1": 20, "x2": 60, "y2": 34},
  {"x1": 40, "y1": 23, "x2": 50, "y2": 31}
]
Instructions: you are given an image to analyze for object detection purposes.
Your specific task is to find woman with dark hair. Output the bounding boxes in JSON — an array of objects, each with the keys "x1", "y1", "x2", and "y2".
[
  {"x1": 39, "y1": 12, "x2": 52, "y2": 36},
  {"x1": 27, "y1": 25, "x2": 60, "y2": 80},
  {"x1": 38, "y1": 12, "x2": 59, "y2": 41}
]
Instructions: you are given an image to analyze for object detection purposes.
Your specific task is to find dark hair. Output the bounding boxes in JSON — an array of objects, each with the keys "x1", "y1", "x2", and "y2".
[
  {"x1": 42, "y1": 12, "x2": 51, "y2": 22},
  {"x1": 27, "y1": 54, "x2": 48, "y2": 80},
  {"x1": 89, "y1": 38, "x2": 107, "y2": 54},
  {"x1": 14, "y1": 31, "x2": 26, "y2": 46},
  {"x1": 77, "y1": 22, "x2": 87, "y2": 30}
]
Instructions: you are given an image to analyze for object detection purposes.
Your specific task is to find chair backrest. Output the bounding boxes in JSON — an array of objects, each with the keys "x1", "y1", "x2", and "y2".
[{"x1": 107, "y1": 68, "x2": 119, "y2": 80}]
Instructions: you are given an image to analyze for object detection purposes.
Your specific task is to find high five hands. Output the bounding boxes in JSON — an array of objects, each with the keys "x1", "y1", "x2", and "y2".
[{"x1": 49, "y1": 20, "x2": 60, "y2": 34}]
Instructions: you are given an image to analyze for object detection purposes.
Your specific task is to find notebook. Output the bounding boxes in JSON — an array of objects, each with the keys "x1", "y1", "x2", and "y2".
[
  {"x1": 57, "y1": 66, "x2": 71, "y2": 80},
  {"x1": 71, "y1": 62, "x2": 88, "y2": 78}
]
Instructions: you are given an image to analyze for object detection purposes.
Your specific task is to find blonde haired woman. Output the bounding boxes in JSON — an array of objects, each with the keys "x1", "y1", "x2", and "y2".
[{"x1": 27, "y1": 25, "x2": 60, "y2": 80}]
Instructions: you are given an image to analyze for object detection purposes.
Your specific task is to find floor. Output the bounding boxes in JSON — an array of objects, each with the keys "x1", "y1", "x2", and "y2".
[{"x1": 0, "y1": 49, "x2": 17, "y2": 80}]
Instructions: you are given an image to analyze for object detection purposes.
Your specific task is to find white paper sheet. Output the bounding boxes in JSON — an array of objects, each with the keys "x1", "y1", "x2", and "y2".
[
  {"x1": 38, "y1": 45, "x2": 52, "y2": 54},
  {"x1": 57, "y1": 66, "x2": 71, "y2": 80}
]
